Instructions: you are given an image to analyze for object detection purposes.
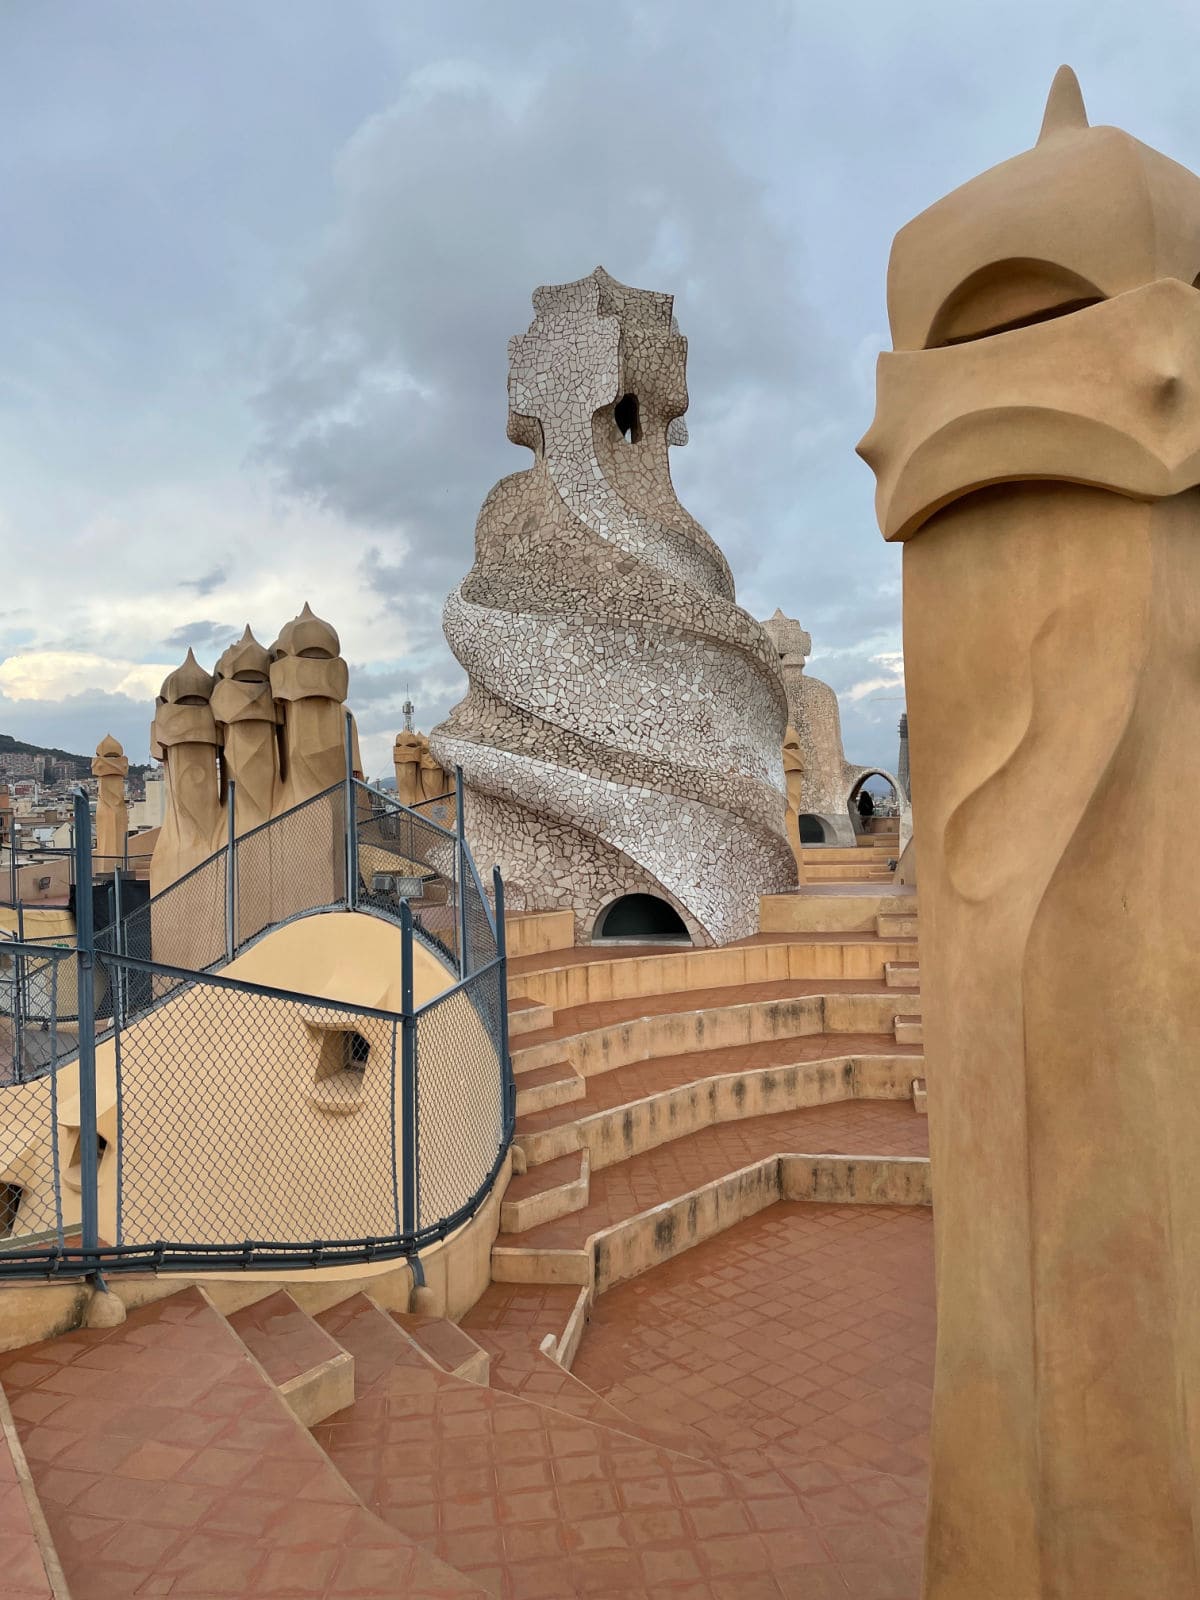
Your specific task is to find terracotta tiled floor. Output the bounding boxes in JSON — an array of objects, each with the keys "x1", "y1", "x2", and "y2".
[
  {"x1": 0, "y1": 1288, "x2": 485, "y2": 1599},
  {"x1": 516, "y1": 1032, "x2": 922, "y2": 1135},
  {"x1": 316, "y1": 1292, "x2": 925, "y2": 1599},
  {"x1": 0, "y1": 1408, "x2": 55, "y2": 1599},
  {"x1": 498, "y1": 1099, "x2": 929, "y2": 1249},
  {"x1": 575, "y1": 1202, "x2": 935, "y2": 1490}
]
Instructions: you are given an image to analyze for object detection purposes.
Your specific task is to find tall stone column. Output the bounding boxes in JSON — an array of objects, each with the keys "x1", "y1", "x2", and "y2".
[
  {"x1": 210, "y1": 627, "x2": 278, "y2": 834},
  {"x1": 859, "y1": 67, "x2": 1200, "y2": 1599},
  {"x1": 91, "y1": 734, "x2": 129, "y2": 868},
  {"x1": 269, "y1": 603, "x2": 352, "y2": 812},
  {"x1": 150, "y1": 651, "x2": 222, "y2": 897},
  {"x1": 432, "y1": 266, "x2": 792, "y2": 944}
]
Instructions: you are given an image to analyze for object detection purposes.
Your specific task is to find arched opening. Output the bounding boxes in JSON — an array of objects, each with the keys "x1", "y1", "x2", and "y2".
[
  {"x1": 593, "y1": 893, "x2": 689, "y2": 943},
  {"x1": 848, "y1": 772, "x2": 901, "y2": 837},
  {"x1": 798, "y1": 814, "x2": 831, "y2": 845},
  {"x1": 614, "y1": 393, "x2": 641, "y2": 443}
]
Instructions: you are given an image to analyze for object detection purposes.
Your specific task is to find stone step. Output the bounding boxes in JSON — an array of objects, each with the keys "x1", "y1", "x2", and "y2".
[
  {"x1": 495, "y1": 1097, "x2": 931, "y2": 1276},
  {"x1": 0, "y1": 1287, "x2": 486, "y2": 1599},
  {"x1": 913, "y1": 1077, "x2": 928, "y2": 1115},
  {"x1": 512, "y1": 979, "x2": 914, "y2": 1083},
  {"x1": 876, "y1": 911, "x2": 919, "y2": 938},
  {"x1": 312, "y1": 1292, "x2": 884, "y2": 1599},
  {"x1": 515, "y1": 1034, "x2": 923, "y2": 1170},
  {"x1": 894, "y1": 1013, "x2": 924, "y2": 1046},
  {"x1": 806, "y1": 864, "x2": 894, "y2": 883},
  {"x1": 507, "y1": 931, "x2": 916, "y2": 1012},
  {"x1": 507, "y1": 995, "x2": 554, "y2": 1038},
  {"x1": 500, "y1": 1147, "x2": 590, "y2": 1232},
  {"x1": 886, "y1": 961, "x2": 921, "y2": 990},
  {"x1": 390, "y1": 1311, "x2": 490, "y2": 1384},
  {"x1": 227, "y1": 1288, "x2": 354, "y2": 1426},
  {"x1": 514, "y1": 1060, "x2": 585, "y2": 1116},
  {"x1": 759, "y1": 884, "x2": 917, "y2": 935},
  {"x1": 802, "y1": 845, "x2": 894, "y2": 864}
]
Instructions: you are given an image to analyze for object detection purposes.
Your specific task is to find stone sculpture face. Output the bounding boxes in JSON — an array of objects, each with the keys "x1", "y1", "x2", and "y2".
[
  {"x1": 432, "y1": 266, "x2": 793, "y2": 944},
  {"x1": 859, "y1": 65, "x2": 1200, "y2": 540},
  {"x1": 860, "y1": 68, "x2": 1200, "y2": 1600}
]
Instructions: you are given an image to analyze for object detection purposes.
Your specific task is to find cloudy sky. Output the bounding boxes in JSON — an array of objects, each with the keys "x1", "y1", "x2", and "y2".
[{"x1": 2, "y1": 1, "x2": 1196, "y2": 779}]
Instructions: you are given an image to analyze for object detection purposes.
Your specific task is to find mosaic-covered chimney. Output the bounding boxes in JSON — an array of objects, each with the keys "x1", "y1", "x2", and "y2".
[{"x1": 431, "y1": 266, "x2": 793, "y2": 943}]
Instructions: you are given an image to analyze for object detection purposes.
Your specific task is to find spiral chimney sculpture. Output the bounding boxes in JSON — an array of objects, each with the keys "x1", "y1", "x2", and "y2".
[{"x1": 431, "y1": 267, "x2": 793, "y2": 944}]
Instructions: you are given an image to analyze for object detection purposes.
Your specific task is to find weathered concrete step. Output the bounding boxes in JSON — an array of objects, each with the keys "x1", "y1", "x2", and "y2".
[
  {"x1": 390, "y1": 1311, "x2": 490, "y2": 1383},
  {"x1": 913, "y1": 1077, "x2": 928, "y2": 1115},
  {"x1": 894, "y1": 1014, "x2": 923, "y2": 1045},
  {"x1": 507, "y1": 994, "x2": 554, "y2": 1037},
  {"x1": 493, "y1": 1146, "x2": 933, "y2": 1295},
  {"x1": 515, "y1": 1040, "x2": 923, "y2": 1170},
  {"x1": 228, "y1": 1288, "x2": 354, "y2": 1426},
  {"x1": 807, "y1": 866, "x2": 893, "y2": 883},
  {"x1": 876, "y1": 911, "x2": 918, "y2": 938},
  {"x1": 802, "y1": 845, "x2": 895, "y2": 864},
  {"x1": 500, "y1": 1147, "x2": 590, "y2": 1232},
  {"x1": 512, "y1": 982, "x2": 912, "y2": 1082},
  {"x1": 514, "y1": 1059, "x2": 584, "y2": 1116},
  {"x1": 886, "y1": 961, "x2": 921, "y2": 990},
  {"x1": 508, "y1": 932, "x2": 915, "y2": 1012}
]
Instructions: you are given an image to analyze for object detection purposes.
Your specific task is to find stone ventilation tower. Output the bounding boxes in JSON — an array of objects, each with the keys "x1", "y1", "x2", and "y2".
[
  {"x1": 149, "y1": 604, "x2": 359, "y2": 896},
  {"x1": 431, "y1": 266, "x2": 793, "y2": 944},
  {"x1": 860, "y1": 66, "x2": 1200, "y2": 1598}
]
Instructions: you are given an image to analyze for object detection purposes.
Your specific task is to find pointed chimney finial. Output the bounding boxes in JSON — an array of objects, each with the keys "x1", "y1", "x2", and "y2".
[{"x1": 1038, "y1": 65, "x2": 1088, "y2": 144}]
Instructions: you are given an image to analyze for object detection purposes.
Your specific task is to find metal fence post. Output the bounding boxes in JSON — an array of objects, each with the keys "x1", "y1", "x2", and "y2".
[
  {"x1": 72, "y1": 789, "x2": 100, "y2": 1269},
  {"x1": 225, "y1": 780, "x2": 236, "y2": 963},
  {"x1": 344, "y1": 713, "x2": 358, "y2": 911},
  {"x1": 112, "y1": 867, "x2": 124, "y2": 1029},
  {"x1": 455, "y1": 766, "x2": 468, "y2": 978},
  {"x1": 399, "y1": 900, "x2": 417, "y2": 1238},
  {"x1": 493, "y1": 866, "x2": 515, "y2": 1135},
  {"x1": 13, "y1": 902, "x2": 24, "y2": 1084}
]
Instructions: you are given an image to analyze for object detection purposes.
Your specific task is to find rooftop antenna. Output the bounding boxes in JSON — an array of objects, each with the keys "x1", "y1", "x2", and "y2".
[{"x1": 402, "y1": 688, "x2": 415, "y2": 734}]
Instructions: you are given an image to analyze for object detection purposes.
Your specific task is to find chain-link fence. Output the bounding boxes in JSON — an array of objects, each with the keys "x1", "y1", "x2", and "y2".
[
  {"x1": 0, "y1": 944, "x2": 66, "y2": 1256},
  {"x1": 355, "y1": 785, "x2": 462, "y2": 968},
  {"x1": 414, "y1": 960, "x2": 506, "y2": 1229},
  {"x1": 0, "y1": 772, "x2": 513, "y2": 1278}
]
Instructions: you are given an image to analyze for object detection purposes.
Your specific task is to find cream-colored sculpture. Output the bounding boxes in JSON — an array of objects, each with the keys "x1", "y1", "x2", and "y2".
[
  {"x1": 761, "y1": 610, "x2": 908, "y2": 845},
  {"x1": 270, "y1": 604, "x2": 352, "y2": 813},
  {"x1": 782, "y1": 727, "x2": 805, "y2": 882},
  {"x1": 210, "y1": 628, "x2": 278, "y2": 833},
  {"x1": 91, "y1": 735, "x2": 129, "y2": 869},
  {"x1": 860, "y1": 66, "x2": 1200, "y2": 1599},
  {"x1": 392, "y1": 729, "x2": 451, "y2": 808},
  {"x1": 150, "y1": 652, "x2": 222, "y2": 896},
  {"x1": 150, "y1": 605, "x2": 361, "y2": 900}
]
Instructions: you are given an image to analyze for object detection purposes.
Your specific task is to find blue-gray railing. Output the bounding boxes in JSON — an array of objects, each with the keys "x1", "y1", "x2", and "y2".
[{"x1": 0, "y1": 773, "x2": 515, "y2": 1278}]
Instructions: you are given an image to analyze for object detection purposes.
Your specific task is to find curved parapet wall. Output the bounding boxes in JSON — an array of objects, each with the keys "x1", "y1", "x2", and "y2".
[{"x1": 432, "y1": 266, "x2": 793, "y2": 945}]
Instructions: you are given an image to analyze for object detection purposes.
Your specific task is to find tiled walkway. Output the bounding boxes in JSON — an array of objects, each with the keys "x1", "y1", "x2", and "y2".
[
  {"x1": 574, "y1": 1202, "x2": 935, "y2": 1594},
  {"x1": 498, "y1": 1100, "x2": 928, "y2": 1249},
  {"x1": 316, "y1": 1290, "x2": 928, "y2": 1599},
  {"x1": 0, "y1": 1289, "x2": 484, "y2": 1599}
]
